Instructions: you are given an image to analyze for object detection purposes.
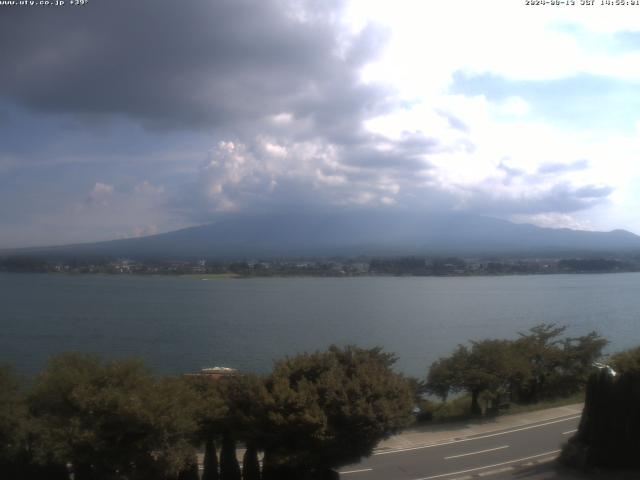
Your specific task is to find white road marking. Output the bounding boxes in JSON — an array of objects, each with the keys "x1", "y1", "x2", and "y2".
[
  {"x1": 339, "y1": 468, "x2": 373, "y2": 475},
  {"x1": 374, "y1": 415, "x2": 580, "y2": 456},
  {"x1": 562, "y1": 429, "x2": 578, "y2": 435},
  {"x1": 413, "y1": 449, "x2": 561, "y2": 480},
  {"x1": 444, "y1": 445, "x2": 509, "y2": 460}
]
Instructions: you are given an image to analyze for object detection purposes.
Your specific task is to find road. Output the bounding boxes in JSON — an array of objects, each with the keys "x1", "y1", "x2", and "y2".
[{"x1": 337, "y1": 413, "x2": 580, "y2": 480}]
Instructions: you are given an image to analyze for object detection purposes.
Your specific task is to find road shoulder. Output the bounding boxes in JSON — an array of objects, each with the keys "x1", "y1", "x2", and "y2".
[{"x1": 374, "y1": 403, "x2": 583, "y2": 455}]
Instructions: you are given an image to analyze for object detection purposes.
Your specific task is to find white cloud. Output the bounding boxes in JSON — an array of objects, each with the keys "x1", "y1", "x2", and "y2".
[
  {"x1": 350, "y1": 0, "x2": 640, "y2": 86},
  {"x1": 87, "y1": 182, "x2": 114, "y2": 206},
  {"x1": 510, "y1": 212, "x2": 596, "y2": 231},
  {"x1": 134, "y1": 181, "x2": 165, "y2": 195}
]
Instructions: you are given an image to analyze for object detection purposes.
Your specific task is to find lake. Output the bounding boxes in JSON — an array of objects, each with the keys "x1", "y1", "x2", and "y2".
[{"x1": 1, "y1": 272, "x2": 639, "y2": 378}]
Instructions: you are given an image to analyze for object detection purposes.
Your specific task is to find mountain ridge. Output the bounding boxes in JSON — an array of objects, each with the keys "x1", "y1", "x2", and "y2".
[{"x1": 4, "y1": 212, "x2": 640, "y2": 260}]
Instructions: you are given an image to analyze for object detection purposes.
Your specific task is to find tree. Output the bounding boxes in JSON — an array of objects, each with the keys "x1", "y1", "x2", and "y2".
[
  {"x1": 561, "y1": 368, "x2": 640, "y2": 469},
  {"x1": 425, "y1": 345, "x2": 467, "y2": 401},
  {"x1": 426, "y1": 341, "x2": 523, "y2": 415},
  {"x1": 242, "y1": 444, "x2": 260, "y2": 480},
  {"x1": 0, "y1": 366, "x2": 47, "y2": 479},
  {"x1": 0, "y1": 366, "x2": 25, "y2": 458},
  {"x1": 187, "y1": 376, "x2": 228, "y2": 480},
  {"x1": 464, "y1": 340, "x2": 522, "y2": 414},
  {"x1": 188, "y1": 373, "x2": 269, "y2": 480},
  {"x1": 513, "y1": 324, "x2": 568, "y2": 402},
  {"x1": 201, "y1": 436, "x2": 219, "y2": 480},
  {"x1": 426, "y1": 324, "x2": 608, "y2": 414},
  {"x1": 515, "y1": 324, "x2": 607, "y2": 401},
  {"x1": 610, "y1": 345, "x2": 640, "y2": 374},
  {"x1": 219, "y1": 430, "x2": 241, "y2": 480},
  {"x1": 262, "y1": 345, "x2": 413, "y2": 476},
  {"x1": 557, "y1": 331, "x2": 608, "y2": 395},
  {"x1": 28, "y1": 353, "x2": 199, "y2": 480}
]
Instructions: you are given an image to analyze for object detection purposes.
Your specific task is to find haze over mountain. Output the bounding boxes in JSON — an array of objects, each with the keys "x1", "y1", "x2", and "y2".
[{"x1": 8, "y1": 212, "x2": 640, "y2": 260}]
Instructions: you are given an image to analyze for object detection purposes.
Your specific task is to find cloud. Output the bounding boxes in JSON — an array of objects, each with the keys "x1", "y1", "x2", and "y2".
[
  {"x1": 510, "y1": 212, "x2": 596, "y2": 231},
  {"x1": 574, "y1": 184, "x2": 613, "y2": 199},
  {"x1": 86, "y1": 182, "x2": 114, "y2": 206},
  {"x1": 134, "y1": 181, "x2": 165, "y2": 196},
  {"x1": 453, "y1": 182, "x2": 612, "y2": 216},
  {"x1": 537, "y1": 159, "x2": 589, "y2": 174},
  {"x1": 0, "y1": 0, "x2": 634, "y2": 246},
  {"x1": 0, "y1": 0, "x2": 388, "y2": 136}
]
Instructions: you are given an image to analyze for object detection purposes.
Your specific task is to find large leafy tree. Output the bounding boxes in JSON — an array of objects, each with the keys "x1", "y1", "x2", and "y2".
[
  {"x1": 426, "y1": 340, "x2": 522, "y2": 415},
  {"x1": 0, "y1": 366, "x2": 38, "y2": 478},
  {"x1": 515, "y1": 324, "x2": 607, "y2": 401},
  {"x1": 28, "y1": 353, "x2": 199, "y2": 480},
  {"x1": 261, "y1": 345, "x2": 413, "y2": 476},
  {"x1": 425, "y1": 345, "x2": 468, "y2": 402},
  {"x1": 427, "y1": 324, "x2": 608, "y2": 414},
  {"x1": 0, "y1": 366, "x2": 26, "y2": 457},
  {"x1": 514, "y1": 324, "x2": 570, "y2": 402}
]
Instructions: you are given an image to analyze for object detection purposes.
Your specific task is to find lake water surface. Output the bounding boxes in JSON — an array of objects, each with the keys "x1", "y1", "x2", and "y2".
[{"x1": 1, "y1": 272, "x2": 639, "y2": 378}]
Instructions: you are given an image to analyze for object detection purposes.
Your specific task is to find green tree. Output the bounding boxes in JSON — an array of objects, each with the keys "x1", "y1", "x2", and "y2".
[
  {"x1": 28, "y1": 353, "x2": 199, "y2": 480},
  {"x1": 515, "y1": 324, "x2": 606, "y2": 401},
  {"x1": 0, "y1": 366, "x2": 48, "y2": 479},
  {"x1": 0, "y1": 366, "x2": 26, "y2": 459},
  {"x1": 201, "y1": 437, "x2": 219, "y2": 480},
  {"x1": 188, "y1": 374, "x2": 268, "y2": 480},
  {"x1": 219, "y1": 430, "x2": 241, "y2": 480},
  {"x1": 514, "y1": 324, "x2": 568, "y2": 402},
  {"x1": 610, "y1": 345, "x2": 640, "y2": 374},
  {"x1": 215, "y1": 374, "x2": 269, "y2": 440},
  {"x1": 187, "y1": 376, "x2": 228, "y2": 480},
  {"x1": 426, "y1": 341, "x2": 524, "y2": 415},
  {"x1": 242, "y1": 444, "x2": 260, "y2": 480},
  {"x1": 425, "y1": 345, "x2": 467, "y2": 401},
  {"x1": 427, "y1": 324, "x2": 608, "y2": 414},
  {"x1": 262, "y1": 345, "x2": 413, "y2": 476},
  {"x1": 561, "y1": 368, "x2": 640, "y2": 469},
  {"x1": 214, "y1": 374, "x2": 271, "y2": 480},
  {"x1": 557, "y1": 331, "x2": 608, "y2": 395}
]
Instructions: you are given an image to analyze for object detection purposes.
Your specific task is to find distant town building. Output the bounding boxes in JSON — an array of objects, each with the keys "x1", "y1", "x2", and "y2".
[{"x1": 184, "y1": 366, "x2": 238, "y2": 381}]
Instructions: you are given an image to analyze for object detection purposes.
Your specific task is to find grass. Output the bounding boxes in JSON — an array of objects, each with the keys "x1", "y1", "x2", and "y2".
[
  {"x1": 505, "y1": 391, "x2": 584, "y2": 415},
  {"x1": 415, "y1": 391, "x2": 584, "y2": 425},
  {"x1": 415, "y1": 395, "x2": 473, "y2": 423}
]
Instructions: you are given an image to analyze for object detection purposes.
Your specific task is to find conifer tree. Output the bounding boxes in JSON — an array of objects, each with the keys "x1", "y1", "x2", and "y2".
[
  {"x1": 219, "y1": 430, "x2": 241, "y2": 480},
  {"x1": 202, "y1": 437, "x2": 219, "y2": 480},
  {"x1": 242, "y1": 444, "x2": 260, "y2": 480}
]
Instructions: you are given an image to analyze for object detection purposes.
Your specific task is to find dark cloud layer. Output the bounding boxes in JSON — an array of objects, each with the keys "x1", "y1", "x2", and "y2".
[{"x1": 0, "y1": 0, "x2": 388, "y2": 137}]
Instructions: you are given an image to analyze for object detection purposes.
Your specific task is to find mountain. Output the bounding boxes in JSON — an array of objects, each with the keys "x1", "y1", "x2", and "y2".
[{"x1": 6, "y1": 212, "x2": 640, "y2": 260}]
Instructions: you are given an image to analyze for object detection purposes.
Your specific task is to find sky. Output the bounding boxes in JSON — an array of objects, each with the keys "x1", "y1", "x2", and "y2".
[{"x1": 1, "y1": 0, "x2": 640, "y2": 248}]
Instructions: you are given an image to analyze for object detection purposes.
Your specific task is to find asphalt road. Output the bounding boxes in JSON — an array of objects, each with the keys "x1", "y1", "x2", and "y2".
[{"x1": 337, "y1": 413, "x2": 581, "y2": 480}]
